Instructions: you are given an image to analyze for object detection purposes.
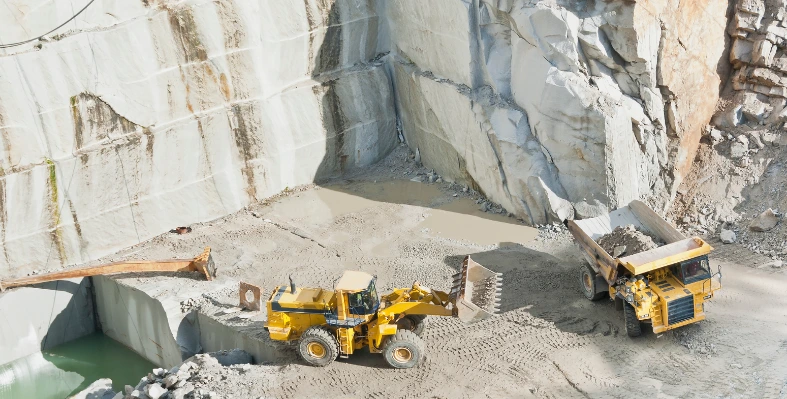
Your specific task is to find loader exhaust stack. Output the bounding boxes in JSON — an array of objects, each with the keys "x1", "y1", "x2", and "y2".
[{"x1": 450, "y1": 256, "x2": 502, "y2": 323}]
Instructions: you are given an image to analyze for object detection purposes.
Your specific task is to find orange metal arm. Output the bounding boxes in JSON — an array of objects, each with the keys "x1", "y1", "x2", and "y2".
[{"x1": 0, "y1": 247, "x2": 214, "y2": 291}]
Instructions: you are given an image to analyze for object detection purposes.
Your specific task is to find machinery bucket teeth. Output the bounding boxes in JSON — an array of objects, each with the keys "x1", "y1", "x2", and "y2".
[{"x1": 453, "y1": 256, "x2": 503, "y2": 323}]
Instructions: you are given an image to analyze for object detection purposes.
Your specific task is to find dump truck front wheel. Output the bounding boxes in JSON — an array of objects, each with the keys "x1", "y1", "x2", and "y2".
[
  {"x1": 580, "y1": 264, "x2": 607, "y2": 301},
  {"x1": 623, "y1": 302, "x2": 642, "y2": 337},
  {"x1": 397, "y1": 315, "x2": 426, "y2": 336},
  {"x1": 298, "y1": 326, "x2": 339, "y2": 367},
  {"x1": 383, "y1": 330, "x2": 425, "y2": 369}
]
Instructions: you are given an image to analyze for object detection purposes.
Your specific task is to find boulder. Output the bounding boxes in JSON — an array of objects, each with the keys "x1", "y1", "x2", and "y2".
[
  {"x1": 70, "y1": 379, "x2": 116, "y2": 399},
  {"x1": 749, "y1": 209, "x2": 779, "y2": 231},
  {"x1": 720, "y1": 229, "x2": 737, "y2": 244},
  {"x1": 730, "y1": 140, "x2": 749, "y2": 158},
  {"x1": 163, "y1": 375, "x2": 179, "y2": 389},
  {"x1": 145, "y1": 383, "x2": 168, "y2": 399}
]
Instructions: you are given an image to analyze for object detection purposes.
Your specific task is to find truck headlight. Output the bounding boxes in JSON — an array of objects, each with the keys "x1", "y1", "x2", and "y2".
[
  {"x1": 703, "y1": 294, "x2": 712, "y2": 300},
  {"x1": 626, "y1": 294, "x2": 633, "y2": 302}
]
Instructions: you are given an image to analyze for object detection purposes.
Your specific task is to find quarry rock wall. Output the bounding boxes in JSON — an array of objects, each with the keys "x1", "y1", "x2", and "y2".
[
  {"x1": 0, "y1": 0, "x2": 396, "y2": 274},
  {"x1": 389, "y1": 0, "x2": 728, "y2": 223},
  {"x1": 716, "y1": 0, "x2": 787, "y2": 128},
  {"x1": 0, "y1": 277, "x2": 95, "y2": 364},
  {"x1": 0, "y1": 0, "x2": 729, "y2": 272}
]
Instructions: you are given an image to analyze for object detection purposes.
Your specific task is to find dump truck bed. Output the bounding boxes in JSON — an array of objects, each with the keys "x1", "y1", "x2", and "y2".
[{"x1": 567, "y1": 200, "x2": 712, "y2": 283}]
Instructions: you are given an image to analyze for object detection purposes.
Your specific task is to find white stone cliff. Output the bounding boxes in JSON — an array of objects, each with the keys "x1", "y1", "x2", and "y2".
[{"x1": 0, "y1": 0, "x2": 729, "y2": 273}]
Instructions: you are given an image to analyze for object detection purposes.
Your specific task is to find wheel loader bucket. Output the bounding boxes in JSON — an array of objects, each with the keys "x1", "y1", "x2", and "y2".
[{"x1": 450, "y1": 256, "x2": 502, "y2": 323}]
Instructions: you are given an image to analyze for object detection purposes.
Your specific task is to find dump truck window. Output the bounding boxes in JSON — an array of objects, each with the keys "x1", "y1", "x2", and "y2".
[
  {"x1": 682, "y1": 257, "x2": 711, "y2": 284},
  {"x1": 670, "y1": 264, "x2": 683, "y2": 282}
]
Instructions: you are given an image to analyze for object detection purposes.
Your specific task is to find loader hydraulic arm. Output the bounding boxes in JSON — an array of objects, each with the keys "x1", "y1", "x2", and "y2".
[{"x1": 378, "y1": 283, "x2": 455, "y2": 319}]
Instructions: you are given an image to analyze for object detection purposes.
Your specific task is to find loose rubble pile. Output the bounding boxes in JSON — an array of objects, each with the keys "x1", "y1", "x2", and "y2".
[
  {"x1": 720, "y1": 209, "x2": 785, "y2": 265},
  {"x1": 73, "y1": 350, "x2": 254, "y2": 399},
  {"x1": 716, "y1": 0, "x2": 787, "y2": 129},
  {"x1": 597, "y1": 225, "x2": 662, "y2": 257},
  {"x1": 670, "y1": 129, "x2": 786, "y2": 265},
  {"x1": 535, "y1": 222, "x2": 571, "y2": 241}
]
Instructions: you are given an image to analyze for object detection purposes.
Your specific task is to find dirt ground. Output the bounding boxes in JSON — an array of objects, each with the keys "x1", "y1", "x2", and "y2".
[{"x1": 77, "y1": 146, "x2": 787, "y2": 398}]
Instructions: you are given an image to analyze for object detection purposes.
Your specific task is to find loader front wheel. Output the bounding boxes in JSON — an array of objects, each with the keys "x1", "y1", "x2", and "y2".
[
  {"x1": 623, "y1": 302, "x2": 642, "y2": 337},
  {"x1": 298, "y1": 326, "x2": 339, "y2": 367},
  {"x1": 397, "y1": 315, "x2": 426, "y2": 336},
  {"x1": 382, "y1": 330, "x2": 425, "y2": 369},
  {"x1": 580, "y1": 264, "x2": 607, "y2": 301}
]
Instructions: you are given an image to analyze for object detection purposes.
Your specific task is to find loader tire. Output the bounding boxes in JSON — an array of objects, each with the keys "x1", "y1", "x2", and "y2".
[
  {"x1": 623, "y1": 302, "x2": 642, "y2": 337},
  {"x1": 397, "y1": 315, "x2": 426, "y2": 336},
  {"x1": 382, "y1": 330, "x2": 425, "y2": 369},
  {"x1": 580, "y1": 264, "x2": 607, "y2": 301},
  {"x1": 298, "y1": 326, "x2": 339, "y2": 367}
]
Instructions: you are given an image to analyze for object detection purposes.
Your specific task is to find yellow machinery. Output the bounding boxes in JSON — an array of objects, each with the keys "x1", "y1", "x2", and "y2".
[
  {"x1": 263, "y1": 256, "x2": 501, "y2": 368},
  {"x1": 567, "y1": 200, "x2": 722, "y2": 337}
]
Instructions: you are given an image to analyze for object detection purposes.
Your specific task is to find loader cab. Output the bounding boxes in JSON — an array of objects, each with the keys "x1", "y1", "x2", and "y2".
[
  {"x1": 335, "y1": 271, "x2": 379, "y2": 316},
  {"x1": 669, "y1": 255, "x2": 711, "y2": 285}
]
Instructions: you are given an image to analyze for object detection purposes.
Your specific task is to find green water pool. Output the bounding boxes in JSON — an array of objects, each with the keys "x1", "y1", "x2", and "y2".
[{"x1": 0, "y1": 333, "x2": 155, "y2": 399}]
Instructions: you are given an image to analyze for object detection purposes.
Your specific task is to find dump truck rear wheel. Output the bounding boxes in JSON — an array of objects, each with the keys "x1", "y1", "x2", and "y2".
[
  {"x1": 580, "y1": 264, "x2": 607, "y2": 301},
  {"x1": 623, "y1": 302, "x2": 642, "y2": 337},
  {"x1": 397, "y1": 315, "x2": 426, "y2": 336},
  {"x1": 298, "y1": 326, "x2": 339, "y2": 367},
  {"x1": 382, "y1": 330, "x2": 425, "y2": 369}
]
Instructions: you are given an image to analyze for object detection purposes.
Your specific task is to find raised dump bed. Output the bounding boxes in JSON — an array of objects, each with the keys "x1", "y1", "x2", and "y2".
[{"x1": 566, "y1": 200, "x2": 721, "y2": 336}]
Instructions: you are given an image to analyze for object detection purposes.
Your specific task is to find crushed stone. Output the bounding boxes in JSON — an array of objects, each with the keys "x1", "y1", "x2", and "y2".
[{"x1": 597, "y1": 225, "x2": 662, "y2": 257}]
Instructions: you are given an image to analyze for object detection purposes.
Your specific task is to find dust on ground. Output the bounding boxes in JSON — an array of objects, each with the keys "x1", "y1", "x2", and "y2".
[
  {"x1": 597, "y1": 225, "x2": 662, "y2": 257},
  {"x1": 29, "y1": 145, "x2": 787, "y2": 398}
]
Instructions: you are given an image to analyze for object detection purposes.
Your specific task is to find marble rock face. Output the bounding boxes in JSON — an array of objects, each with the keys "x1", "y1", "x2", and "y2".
[{"x1": 0, "y1": 0, "x2": 727, "y2": 271}]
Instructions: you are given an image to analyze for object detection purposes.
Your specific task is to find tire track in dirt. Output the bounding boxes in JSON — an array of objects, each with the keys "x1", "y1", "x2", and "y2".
[{"x1": 80, "y1": 178, "x2": 787, "y2": 399}]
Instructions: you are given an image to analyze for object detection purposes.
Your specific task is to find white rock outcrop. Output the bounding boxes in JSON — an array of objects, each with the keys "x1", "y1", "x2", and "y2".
[
  {"x1": 0, "y1": 0, "x2": 729, "y2": 272},
  {"x1": 389, "y1": 0, "x2": 727, "y2": 223}
]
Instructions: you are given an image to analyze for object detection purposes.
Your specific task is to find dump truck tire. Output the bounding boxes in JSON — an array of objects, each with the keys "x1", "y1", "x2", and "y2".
[
  {"x1": 397, "y1": 315, "x2": 426, "y2": 336},
  {"x1": 382, "y1": 330, "x2": 425, "y2": 369},
  {"x1": 580, "y1": 264, "x2": 607, "y2": 301},
  {"x1": 623, "y1": 302, "x2": 642, "y2": 337},
  {"x1": 298, "y1": 326, "x2": 339, "y2": 367}
]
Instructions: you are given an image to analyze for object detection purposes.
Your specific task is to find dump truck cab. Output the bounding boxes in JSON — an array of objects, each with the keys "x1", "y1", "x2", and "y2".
[
  {"x1": 613, "y1": 241, "x2": 721, "y2": 334},
  {"x1": 567, "y1": 200, "x2": 722, "y2": 337}
]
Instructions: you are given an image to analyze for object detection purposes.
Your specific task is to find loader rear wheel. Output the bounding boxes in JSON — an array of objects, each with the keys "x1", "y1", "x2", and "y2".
[
  {"x1": 298, "y1": 326, "x2": 339, "y2": 367},
  {"x1": 397, "y1": 315, "x2": 426, "y2": 336},
  {"x1": 382, "y1": 330, "x2": 425, "y2": 369},
  {"x1": 580, "y1": 264, "x2": 607, "y2": 301},
  {"x1": 623, "y1": 302, "x2": 642, "y2": 337}
]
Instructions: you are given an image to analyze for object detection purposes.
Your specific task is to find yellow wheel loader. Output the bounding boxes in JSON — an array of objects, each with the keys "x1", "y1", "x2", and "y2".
[{"x1": 263, "y1": 256, "x2": 501, "y2": 368}]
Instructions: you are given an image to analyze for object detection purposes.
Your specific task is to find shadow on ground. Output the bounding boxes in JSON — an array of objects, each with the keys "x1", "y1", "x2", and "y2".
[{"x1": 445, "y1": 242, "x2": 626, "y2": 337}]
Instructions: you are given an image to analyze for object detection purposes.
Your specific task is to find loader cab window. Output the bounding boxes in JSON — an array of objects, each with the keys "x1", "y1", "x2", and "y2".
[
  {"x1": 670, "y1": 256, "x2": 711, "y2": 285},
  {"x1": 348, "y1": 281, "x2": 380, "y2": 315}
]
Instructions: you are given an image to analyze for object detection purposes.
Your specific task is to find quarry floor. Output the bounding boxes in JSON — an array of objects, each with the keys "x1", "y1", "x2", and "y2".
[{"x1": 58, "y1": 147, "x2": 787, "y2": 398}]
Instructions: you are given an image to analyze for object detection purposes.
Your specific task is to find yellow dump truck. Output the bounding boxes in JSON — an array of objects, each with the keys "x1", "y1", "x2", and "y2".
[{"x1": 566, "y1": 200, "x2": 722, "y2": 337}]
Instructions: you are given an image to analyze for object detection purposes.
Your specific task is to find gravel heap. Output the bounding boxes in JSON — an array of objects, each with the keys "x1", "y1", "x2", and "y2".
[
  {"x1": 597, "y1": 225, "x2": 662, "y2": 257},
  {"x1": 74, "y1": 350, "x2": 254, "y2": 399}
]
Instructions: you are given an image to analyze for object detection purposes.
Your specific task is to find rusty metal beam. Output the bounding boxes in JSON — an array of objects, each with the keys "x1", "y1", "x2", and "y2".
[
  {"x1": 239, "y1": 281, "x2": 262, "y2": 311},
  {"x1": 0, "y1": 247, "x2": 215, "y2": 292}
]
